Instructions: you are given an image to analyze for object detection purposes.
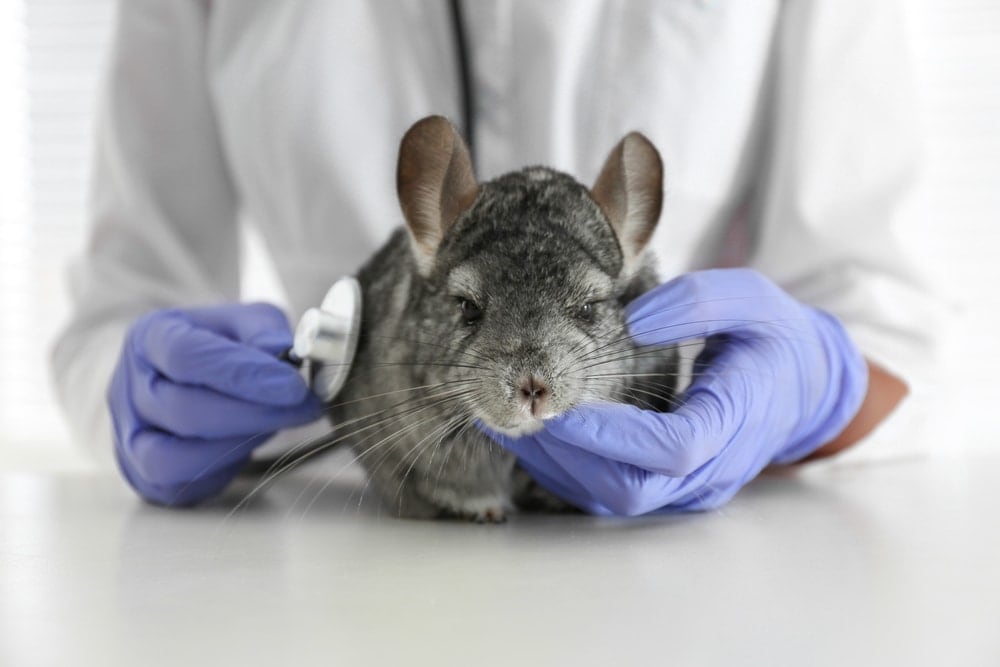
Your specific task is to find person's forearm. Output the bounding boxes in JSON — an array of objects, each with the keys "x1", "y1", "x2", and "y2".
[{"x1": 801, "y1": 360, "x2": 908, "y2": 462}]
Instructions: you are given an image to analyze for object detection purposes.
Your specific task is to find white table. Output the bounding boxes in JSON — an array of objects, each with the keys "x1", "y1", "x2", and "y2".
[{"x1": 1, "y1": 450, "x2": 998, "y2": 667}]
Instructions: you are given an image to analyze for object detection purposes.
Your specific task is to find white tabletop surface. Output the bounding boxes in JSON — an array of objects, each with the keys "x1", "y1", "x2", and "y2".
[{"x1": 1, "y1": 449, "x2": 998, "y2": 667}]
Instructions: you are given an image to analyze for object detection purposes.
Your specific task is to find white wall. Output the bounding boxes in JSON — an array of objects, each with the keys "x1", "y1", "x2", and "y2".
[{"x1": 0, "y1": 1, "x2": 997, "y2": 468}]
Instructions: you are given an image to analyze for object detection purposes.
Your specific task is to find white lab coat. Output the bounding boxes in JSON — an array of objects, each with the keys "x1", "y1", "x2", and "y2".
[{"x1": 52, "y1": 0, "x2": 944, "y2": 464}]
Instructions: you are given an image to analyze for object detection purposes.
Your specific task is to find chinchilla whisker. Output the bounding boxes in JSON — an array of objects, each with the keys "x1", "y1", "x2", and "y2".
[
  {"x1": 567, "y1": 337, "x2": 680, "y2": 371},
  {"x1": 344, "y1": 419, "x2": 443, "y2": 511},
  {"x1": 430, "y1": 419, "x2": 468, "y2": 492},
  {"x1": 390, "y1": 415, "x2": 471, "y2": 517},
  {"x1": 568, "y1": 344, "x2": 680, "y2": 370},
  {"x1": 312, "y1": 387, "x2": 479, "y2": 478},
  {"x1": 578, "y1": 374, "x2": 686, "y2": 413},
  {"x1": 427, "y1": 417, "x2": 477, "y2": 486},
  {"x1": 309, "y1": 409, "x2": 466, "y2": 519},
  {"x1": 351, "y1": 405, "x2": 468, "y2": 482},
  {"x1": 567, "y1": 357, "x2": 760, "y2": 378},
  {"x1": 169, "y1": 431, "x2": 275, "y2": 507},
  {"x1": 349, "y1": 411, "x2": 469, "y2": 514},
  {"x1": 265, "y1": 394, "x2": 474, "y2": 521},
  {"x1": 673, "y1": 478, "x2": 732, "y2": 516},
  {"x1": 288, "y1": 402, "x2": 460, "y2": 519},
  {"x1": 572, "y1": 321, "x2": 820, "y2": 370},
  {"x1": 230, "y1": 388, "x2": 477, "y2": 517},
  {"x1": 337, "y1": 386, "x2": 478, "y2": 445},
  {"x1": 264, "y1": 383, "x2": 481, "y2": 476},
  {"x1": 313, "y1": 359, "x2": 492, "y2": 373},
  {"x1": 563, "y1": 345, "x2": 683, "y2": 374},
  {"x1": 566, "y1": 350, "x2": 679, "y2": 376},
  {"x1": 578, "y1": 371, "x2": 686, "y2": 380},
  {"x1": 392, "y1": 415, "x2": 464, "y2": 486},
  {"x1": 617, "y1": 384, "x2": 687, "y2": 411},
  {"x1": 569, "y1": 334, "x2": 799, "y2": 375},
  {"x1": 558, "y1": 319, "x2": 626, "y2": 360},
  {"x1": 555, "y1": 325, "x2": 692, "y2": 377},
  {"x1": 322, "y1": 377, "x2": 483, "y2": 411},
  {"x1": 565, "y1": 320, "x2": 635, "y2": 354},
  {"x1": 625, "y1": 317, "x2": 817, "y2": 345},
  {"x1": 350, "y1": 386, "x2": 475, "y2": 437},
  {"x1": 626, "y1": 294, "x2": 806, "y2": 325},
  {"x1": 333, "y1": 388, "x2": 479, "y2": 490},
  {"x1": 615, "y1": 389, "x2": 663, "y2": 413},
  {"x1": 551, "y1": 331, "x2": 635, "y2": 378},
  {"x1": 323, "y1": 377, "x2": 483, "y2": 418}
]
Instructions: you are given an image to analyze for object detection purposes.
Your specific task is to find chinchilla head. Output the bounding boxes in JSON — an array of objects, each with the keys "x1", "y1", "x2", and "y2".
[{"x1": 396, "y1": 116, "x2": 663, "y2": 436}]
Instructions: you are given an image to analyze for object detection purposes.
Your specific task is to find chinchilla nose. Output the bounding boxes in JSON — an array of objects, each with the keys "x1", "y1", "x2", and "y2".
[{"x1": 517, "y1": 375, "x2": 550, "y2": 416}]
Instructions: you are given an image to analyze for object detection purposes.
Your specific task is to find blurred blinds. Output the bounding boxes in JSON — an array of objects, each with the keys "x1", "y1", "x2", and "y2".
[{"x1": 0, "y1": 0, "x2": 114, "y2": 449}]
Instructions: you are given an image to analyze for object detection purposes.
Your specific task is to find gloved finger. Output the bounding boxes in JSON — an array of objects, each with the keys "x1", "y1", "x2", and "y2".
[
  {"x1": 692, "y1": 334, "x2": 728, "y2": 369},
  {"x1": 132, "y1": 374, "x2": 323, "y2": 438},
  {"x1": 625, "y1": 269, "x2": 807, "y2": 347},
  {"x1": 535, "y1": 434, "x2": 683, "y2": 516},
  {"x1": 116, "y1": 445, "x2": 247, "y2": 507},
  {"x1": 493, "y1": 429, "x2": 681, "y2": 516},
  {"x1": 686, "y1": 336, "x2": 775, "y2": 388},
  {"x1": 490, "y1": 431, "x2": 601, "y2": 508},
  {"x1": 108, "y1": 353, "x2": 146, "y2": 443},
  {"x1": 516, "y1": 458, "x2": 616, "y2": 516},
  {"x1": 183, "y1": 302, "x2": 293, "y2": 354},
  {"x1": 136, "y1": 313, "x2": 310, "y2": 405},
  {"x1": 488, "y1": 426, "x2": 719, "y2": 515},
  {"x1": 124, "y1": 428, "x2": 269, "y2": 489},
  {"x1": 543, "y1": 397, "x2": 734, "y2": 477}
]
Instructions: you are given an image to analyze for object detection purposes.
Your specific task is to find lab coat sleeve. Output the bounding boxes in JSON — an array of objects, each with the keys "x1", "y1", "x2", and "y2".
[
  {"x1": 50, "y1": 0, "x2": 240, "y2": 464},
  {"x1": 748, "y1": 1, "x2": 948, "y2": 458}
]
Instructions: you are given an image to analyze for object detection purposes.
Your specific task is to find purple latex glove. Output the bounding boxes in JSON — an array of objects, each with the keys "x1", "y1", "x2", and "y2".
[
  {"x1": 109, "y1": 303, "x2": 323, "y2": 506},
  {"x1": 493, "y1": 269, "x2": 869, "y2": 516}
]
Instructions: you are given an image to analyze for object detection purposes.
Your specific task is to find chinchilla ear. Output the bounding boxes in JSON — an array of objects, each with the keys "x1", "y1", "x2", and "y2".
[
  {"x1": 590, "y1": 132, "x2": 663, "y2": 277},
  {"x1": 397, "y1": 116, "x2": 479, "y2": 276}
]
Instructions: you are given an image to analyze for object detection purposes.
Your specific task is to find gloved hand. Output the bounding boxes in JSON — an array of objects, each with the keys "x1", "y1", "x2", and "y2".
[
  {"x1": 493, "y1": 269, "x2": 869, "y2": 515},
  {"x1": 109, "y1": 303, "x2": 324, "y2": 506}
]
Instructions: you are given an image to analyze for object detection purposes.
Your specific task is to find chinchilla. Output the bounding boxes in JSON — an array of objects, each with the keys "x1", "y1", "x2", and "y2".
[{"x1": 326, "y1": 115, "x2": 677, "y2": 522}]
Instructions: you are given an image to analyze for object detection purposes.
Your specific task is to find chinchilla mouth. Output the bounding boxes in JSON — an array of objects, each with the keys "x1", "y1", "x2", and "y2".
[{"x1": 478, "y1": 416, "x2": 547, "y2": 438}]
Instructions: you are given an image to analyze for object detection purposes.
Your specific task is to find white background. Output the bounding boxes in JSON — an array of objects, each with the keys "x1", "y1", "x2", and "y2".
[{"x1": 0, "y1": 0, "x2": 997, "y2": 468}]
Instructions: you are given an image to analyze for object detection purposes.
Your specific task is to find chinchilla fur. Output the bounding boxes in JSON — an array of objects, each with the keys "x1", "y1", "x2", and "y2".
[{"x1": 326, "y1": 116, "x2": 677, "y2": 522}]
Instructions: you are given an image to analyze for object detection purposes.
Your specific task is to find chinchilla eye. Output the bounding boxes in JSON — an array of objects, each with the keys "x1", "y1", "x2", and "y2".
[
  {"x1": 576, "y1": 302, "x2": 595, "y2": 323},
  {"x1": 458, "y1": 298, "x2": 482, "y2": 324}
]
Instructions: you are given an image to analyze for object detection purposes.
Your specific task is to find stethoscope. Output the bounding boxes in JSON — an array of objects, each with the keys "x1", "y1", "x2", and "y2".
[
  {"x1": 282, "y1": 276, "x2": 362, "y2": 402},
  {"x1": 283, "y1": 1, "x2": 473, "y2": 402}
]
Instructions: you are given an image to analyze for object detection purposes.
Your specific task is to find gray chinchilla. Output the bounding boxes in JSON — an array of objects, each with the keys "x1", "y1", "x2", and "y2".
[{"x1": 327, "y1": 116, "x2": 677, "y2": 522}]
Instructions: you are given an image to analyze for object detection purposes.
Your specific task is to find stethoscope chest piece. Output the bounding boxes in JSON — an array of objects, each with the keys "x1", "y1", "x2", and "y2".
[{"x1": 289, "y1": 276, "x2": 362, "y2": 402}]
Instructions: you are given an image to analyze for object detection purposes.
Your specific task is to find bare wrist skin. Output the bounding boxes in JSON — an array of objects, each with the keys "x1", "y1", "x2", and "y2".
[{"x1": 800, "y1": 360, "x2": 908, "y2": 462}]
